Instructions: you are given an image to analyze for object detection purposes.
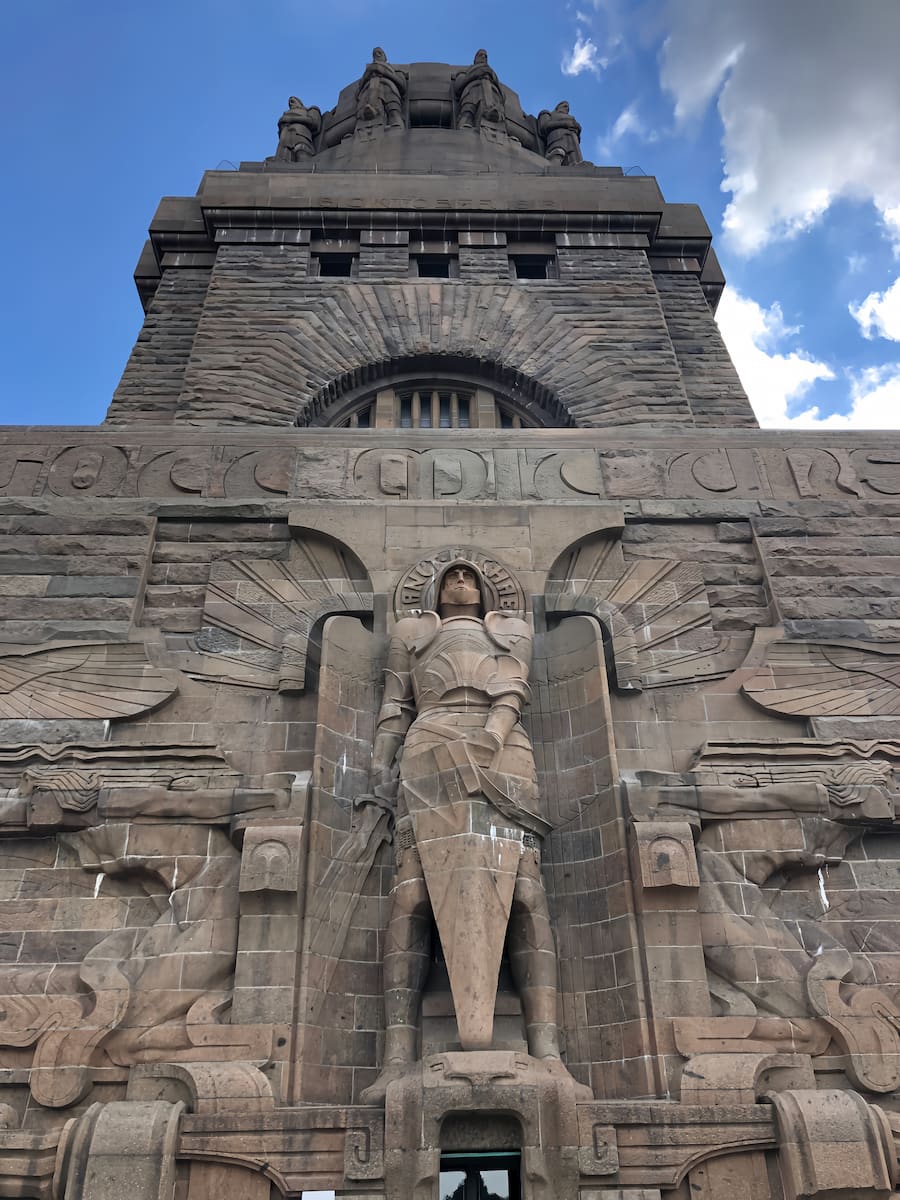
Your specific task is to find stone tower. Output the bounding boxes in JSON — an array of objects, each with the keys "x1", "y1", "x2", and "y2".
[{"x1": 0, "y1": 51, "x2": 899, "y2": 1200}]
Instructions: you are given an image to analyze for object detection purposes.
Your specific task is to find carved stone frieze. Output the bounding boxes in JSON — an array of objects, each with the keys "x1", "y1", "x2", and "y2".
[{"x1": 4, "y1": 434, "x2": 900, "y2": 501}]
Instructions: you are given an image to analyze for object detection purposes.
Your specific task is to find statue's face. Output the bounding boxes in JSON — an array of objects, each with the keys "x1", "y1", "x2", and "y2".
[
  {"x1": 558, "y1": 101, "x2": 569, "y2": 113},
  {"x1": 475, "y1": 49, "x2": 488, "y2": 64},
  {"x1": 439, "y1": 565, "x2": 481, "y2": 609},
  {"x1": 373, "y1": 47, "x2": 386, "y2": 62}
]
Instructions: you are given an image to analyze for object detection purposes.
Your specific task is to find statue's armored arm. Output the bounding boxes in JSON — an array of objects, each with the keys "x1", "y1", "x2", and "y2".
[
  {"x1": 482, "y1": 613, "x2": 533, "y2": 752},
  {"x1": 370, "y1": 635, "x2": 415, "y2": 791}
]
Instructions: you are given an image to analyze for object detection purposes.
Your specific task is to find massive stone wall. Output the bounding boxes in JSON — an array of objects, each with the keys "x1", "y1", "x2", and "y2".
[{"x1": 1, "y1": 420, "x2": 899, "y2": 1197}]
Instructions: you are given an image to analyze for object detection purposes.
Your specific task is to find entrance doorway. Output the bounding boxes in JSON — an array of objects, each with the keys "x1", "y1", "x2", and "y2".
[{"x1": 438, "y1": 1152, "x2": 521, "y2": 1199}]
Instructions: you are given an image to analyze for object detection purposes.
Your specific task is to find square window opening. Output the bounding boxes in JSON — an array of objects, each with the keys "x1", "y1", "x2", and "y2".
[
  {"x1": 511, "y1": 254, "x2": 554, "y2": 280},
  {"x1": 316, "y1": 254, "x2": 355, "y2": 278},
  {"x1": 415, "y1": 255, "x2": 454, "y2": 278}
]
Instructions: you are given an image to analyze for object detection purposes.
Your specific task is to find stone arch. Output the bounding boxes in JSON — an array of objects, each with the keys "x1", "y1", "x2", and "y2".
[{"x1": 303, "y1": 353, "x2": 573, "y2": 429}]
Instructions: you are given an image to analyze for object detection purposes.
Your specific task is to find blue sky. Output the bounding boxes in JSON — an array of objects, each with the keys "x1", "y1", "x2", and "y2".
[{"x1": 2, "y1": 0, "x2": 899, "y2": 429}]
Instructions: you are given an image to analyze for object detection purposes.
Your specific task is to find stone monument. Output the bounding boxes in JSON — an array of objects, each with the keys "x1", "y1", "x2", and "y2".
[{"x1": 0, "y1": 49, "x2": 899, "y2": 1200}]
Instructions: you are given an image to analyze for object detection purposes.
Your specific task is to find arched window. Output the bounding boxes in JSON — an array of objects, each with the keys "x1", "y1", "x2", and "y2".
[
  {"x1": 322, "y1": 381, "x2": 538, "y2": 430},
  {"x1": 304, "y1": 357, "x2": 570, "y2": 430}
]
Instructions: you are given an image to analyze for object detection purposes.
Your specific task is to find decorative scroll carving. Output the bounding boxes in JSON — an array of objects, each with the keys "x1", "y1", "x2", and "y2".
[
  {"x1": 0, "y1": 642, "x2": 177, "y2": 721},
  {"x1": 744, "y1": 638, "x2": 900, "y2": 717}
]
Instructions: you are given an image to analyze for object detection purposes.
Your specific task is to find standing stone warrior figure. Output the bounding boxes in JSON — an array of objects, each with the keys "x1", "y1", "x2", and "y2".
[
  {"x1": 361, "y1": 561, "x2": 563, "y2": 1100},
  {"x1": 454, "y1": 49, "x2": 505, "y2": 131},
  {"x1": 274, "y1": 96, "x2": 321, "y2": 161},
  {"x1": 356, "y1": 46, "x2": 407, "y2": 131},
  {"x1": 539, "y1": 100, "x2": 583, "y2": 165}
]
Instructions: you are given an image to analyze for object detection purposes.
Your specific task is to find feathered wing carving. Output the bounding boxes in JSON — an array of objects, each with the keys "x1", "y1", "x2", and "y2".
[
  {"x1": 744, "y1": 639, "x2": 900, "y2": 716},
  {"x1": 546, "y1": 536, "x2": 747, "y2": 689},
  {"x1": 0, "y1": 642, "x2": 177, "y2": 720},
  {"x1": 179, "y1": 533, "x2": 374, "y2": 691},
  {"x1": 530, "y1": 615, "x2": 619, "y2": 1083}
]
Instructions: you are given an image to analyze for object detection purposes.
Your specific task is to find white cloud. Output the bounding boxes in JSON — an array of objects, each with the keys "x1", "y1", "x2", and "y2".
[
  {"x1": 596, "y1": 102, "x2": 658, "y2": 159},
  {"x1": 659, "y1": 1, "x2": 900, "y2": 255},
  {"x1": 715, "y1": 286, "x2": 834, "y2": 426},
  {"x1": 717, "y1": 286, "x2": 900, "y2": 429},
  {"x1": 561, "y1": 34, "x2": 605, "y2": 77},
  {"x1": 792, "y1": 365, "x2": 900, "y2": 430},
  {"x1": 611, "y1": 104, "x2": 644, "y2": 142},
  {"x1": 850, "y1": 276, "x2": 900, "y2": 342}
]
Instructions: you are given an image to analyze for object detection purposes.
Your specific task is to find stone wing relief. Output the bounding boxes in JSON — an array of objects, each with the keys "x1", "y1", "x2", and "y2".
[
  {"x1": 744, "y1": 637, "x2": 900, "y2": 716},
  {"x1": 171, "y1": 530, "x2": 374, "y2": 691},
  {"x1": 626, "y1": 738, "x2": 900, "y2": 1093},
  {"x1": 0, "y1": 641, "x2": 177, "y2": 720},
  {"x1": 545, "y1": 533, "x2": 749, "y2": 690},
  {"x1": 0, "y1": 743, "x2": 293, "y2": 1107}
]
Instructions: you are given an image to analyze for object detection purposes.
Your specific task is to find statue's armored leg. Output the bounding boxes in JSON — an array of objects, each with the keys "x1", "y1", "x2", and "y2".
[
  {"x1": 508, "y1": 847, "x2": 560, "y2": 1060},
  {"x1": 458, "y1": 102, "x2": 477, "y2": 129},
  {"x1": 362, "y1": 846, "x2": 430, "y2": 1103}
]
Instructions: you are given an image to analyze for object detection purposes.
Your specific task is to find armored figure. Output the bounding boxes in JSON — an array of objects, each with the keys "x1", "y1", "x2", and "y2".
[
  {"x1": 356, "y1": 47, "x2": 406, "y2": 131},
  {"x1": 454, "y1": 49, "x2": 505, "y2": 132},
  {"x1": 539, "y1": 100, "x2": 583, "y2": 165},
  {"x1": 361, "y1": 562, "x2": 563, "y2": 1099},
  {"x1": 274, "y1": 96, "x2": 321, "y2": 161}
]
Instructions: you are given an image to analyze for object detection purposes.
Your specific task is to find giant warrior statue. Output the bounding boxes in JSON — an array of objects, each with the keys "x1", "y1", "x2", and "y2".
[{"x1": 359, "y1": 560, "x2": 570, "y2": 1099}]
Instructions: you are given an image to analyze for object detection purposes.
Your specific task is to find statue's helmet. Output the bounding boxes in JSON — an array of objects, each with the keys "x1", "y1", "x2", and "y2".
[
  {"x1": 474, "y1": 48, "x2": 488, "y2": 64},
  {"x1": 422, "y1": 557, "x2": 501, "y2": 615}
]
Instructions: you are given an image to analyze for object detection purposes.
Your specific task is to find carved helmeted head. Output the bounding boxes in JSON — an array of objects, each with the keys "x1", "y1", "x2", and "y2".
[
  {"x1": 555, "y1": 100, "x2": 570, "y2": 114},
  {"x1": 372, "y1": 46, "x2": 387, "y2": 63},
  {"x1": 439, "y1": 563, "x2": 481, "y2": 611},
  {"x1": 474, "y1": 49, "x2": 489, "y2": 65},
  {"x1": 422, "y1": 558, "x2": 499, "y2": 617}
]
